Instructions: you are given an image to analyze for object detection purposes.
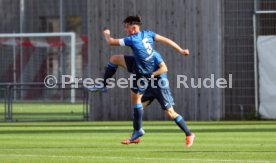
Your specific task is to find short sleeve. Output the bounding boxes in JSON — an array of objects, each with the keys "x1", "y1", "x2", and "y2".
[{"x1": 119, "y1": 36, "x2": 132, "y2": 46}]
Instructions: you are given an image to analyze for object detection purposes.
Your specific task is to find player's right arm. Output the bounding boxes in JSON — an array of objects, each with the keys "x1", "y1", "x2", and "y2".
[
  {"x1": 154, "y1": 34, "x2": 189, "y2": 56},
  {"x1": 152, "y1": 62, "x2": 168, "y2": 77},
  {"x1": 103, "y1": 29, "x2": 120, "y2": 46}
]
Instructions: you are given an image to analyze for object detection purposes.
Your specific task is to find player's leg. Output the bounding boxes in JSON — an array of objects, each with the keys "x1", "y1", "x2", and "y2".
[
  {"x1": 104, "y1": 55, "x2": 136, "y2": 82},
  {"x1": 129, "y1": 79, "x2": 154, "y2": 138},
  {"x1": 122, "y1": 76, "x2": 148, "y2": 144},
  {"x1": 153, "y1": 78, "x2": 195, "y2": 147},
  {"x1": 165, "y1": 107, "x2": 195, "y2": 148},
  {"x1": 142, "y1": 100, "x2": 151, "y2": 108},
  {"x1": 121, "y1": 91, "x2": 145, "y2": 144},
  {"x1": 103, "y1": 55, "x2": 127, "y2": 86},
  {"x1": 85, "y1": 55, "x2": 132, "y2": 92},
  {"x1": 156, "y1": 91, "x2": 192, "y2": 137},
  {"x1": 121, "y1": 85, "x2": 154, "y2": 144},
  {"x1": 131, "y1": 91, "x2": 144, "y2": 135},
  {"x1": 109, "y1": 55, "x2": 128, "y2": 68},
  {"x1": 141, "y1": 85, "x2": 155, "y2": 108},
  {"x1": 165, "y1": 107, "x2": 191, "y2": 136}
]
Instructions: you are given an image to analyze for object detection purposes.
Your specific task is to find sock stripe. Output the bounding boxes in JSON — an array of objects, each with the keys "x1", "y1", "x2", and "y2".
[
  {"x1": 174, "y1": 115, "x2": 191, "y2": 136},
  {"x1": 134, "y1": 103, "x2": 143, "y2": 109},
  {"x1": 175, "y1": 115, "x2": 183, "y2": 123},
  {"x1": 108, "y1": 62, "x2": 118, "y2": 68}
]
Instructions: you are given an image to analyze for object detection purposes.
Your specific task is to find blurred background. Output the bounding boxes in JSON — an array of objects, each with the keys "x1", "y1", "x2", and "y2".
[{"x1": 0, "y1": 0, "x2": 275, "y2": 121}]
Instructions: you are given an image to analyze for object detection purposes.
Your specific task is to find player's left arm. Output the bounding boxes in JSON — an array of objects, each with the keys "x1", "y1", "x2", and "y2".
[
  {"x1": 154, "y1": 34, "x2": 189, "y2": 56},
  {"x1": 152, "y1": 62, "x2": 168, "y2": 77},
  {"x1": 103, "y1": 29, "x2": 120, "y2": 46}
]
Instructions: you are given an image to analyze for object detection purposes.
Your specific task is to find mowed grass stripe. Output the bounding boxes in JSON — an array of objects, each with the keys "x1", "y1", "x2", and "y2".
[
  {"x1": 0, "y1": 121, "x2": 275, "y2": 163},
  {"x1": 0, "y1": 154, "x2": 271, "y2": 163}
]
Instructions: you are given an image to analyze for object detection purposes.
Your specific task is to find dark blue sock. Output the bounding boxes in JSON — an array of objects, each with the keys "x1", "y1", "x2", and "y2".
[
  {"x1": 175, "y1": 115, "x2": 191, "y2": 136},
  {"x1": 133, "y1": 103, "x2": 144, "y2": 131},
  {"x1": 103, "y1": 62, "x2": 118, "y2": 86}
]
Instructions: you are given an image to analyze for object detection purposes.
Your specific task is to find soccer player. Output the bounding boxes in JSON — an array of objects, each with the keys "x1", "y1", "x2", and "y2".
[{"x1": 88, "y1": 16, "x2": 195, "y2": 147}]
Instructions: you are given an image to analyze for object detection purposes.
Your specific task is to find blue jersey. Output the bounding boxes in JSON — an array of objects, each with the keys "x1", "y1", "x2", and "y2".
[{"x1": 119, "y1": 30, "x2": 164, "y2": 76}]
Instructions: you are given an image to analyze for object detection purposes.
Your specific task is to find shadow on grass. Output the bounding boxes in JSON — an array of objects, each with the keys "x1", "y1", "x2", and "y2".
[
  {"x1": 0, "y1": 124, "x2": 133, "y2": 128},
  {"x1": 0, "y1": 128, "x2": 276, "y2": 134},
  {"x1": 190, "y1": 122, "x2": 276, "y2": 126},
  {"x1": 1, "y1": 121, "x2": 276, "y2": 128}
]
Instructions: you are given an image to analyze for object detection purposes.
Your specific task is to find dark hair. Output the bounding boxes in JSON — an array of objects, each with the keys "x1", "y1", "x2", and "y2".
[{"x1": 123, "y1": 16, "x2": 142, "y2": 26}]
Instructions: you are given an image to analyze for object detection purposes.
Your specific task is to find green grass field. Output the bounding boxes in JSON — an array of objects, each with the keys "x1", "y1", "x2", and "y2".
[
  {"x1": 0, "y1": 121, "x2": 275, "y2": 163},
  {"x1": 0, "y1": 102, "x2": 85, "y2": 121}
]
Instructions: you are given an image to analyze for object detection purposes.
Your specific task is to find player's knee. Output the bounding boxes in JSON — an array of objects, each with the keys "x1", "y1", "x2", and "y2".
[
  {"x1": 110, "y1": 55, "x2": 124, "y2": 66},
  {"x1": 109, "y1": 55, "x2": 118, "y2": 64},
  {"x1": 166, "y1": 109, "x2": 178, "y2": 120}
]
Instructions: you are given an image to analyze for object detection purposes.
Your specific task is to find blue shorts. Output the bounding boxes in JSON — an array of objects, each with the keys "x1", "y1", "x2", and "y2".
[
  {"x1": 124, "y1": 55, "x2": 148, "y2": 94},
  {"x1": 124, "y1": 55, "x2": 175, "y2": 110},
  {"x1": 130, "y1": 74, "x2": 149, "y2": 94}
]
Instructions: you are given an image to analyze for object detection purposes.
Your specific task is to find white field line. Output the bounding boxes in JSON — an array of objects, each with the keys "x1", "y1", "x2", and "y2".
[{"x1": 0, "y1": 154, "x2": 272, "y2": 163}]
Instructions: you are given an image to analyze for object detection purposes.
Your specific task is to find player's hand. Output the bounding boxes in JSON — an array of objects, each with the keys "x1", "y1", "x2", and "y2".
[
  {"x1": 103, "y1": 28, "x2": 111, "y2": 35},
  {"x1": 180, "y1": 49, "x2": 189, "y2": 56}
]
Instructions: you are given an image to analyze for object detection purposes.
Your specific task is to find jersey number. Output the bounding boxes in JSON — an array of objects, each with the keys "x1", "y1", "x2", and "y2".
[{"x1": 142, "y1": 38, "x2": 153, "y2": 54}]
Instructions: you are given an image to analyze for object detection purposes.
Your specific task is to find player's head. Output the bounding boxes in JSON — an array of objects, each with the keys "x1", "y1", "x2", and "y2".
[{"x1": 123, "y1": 15, "x2": 142, "y2": 35}]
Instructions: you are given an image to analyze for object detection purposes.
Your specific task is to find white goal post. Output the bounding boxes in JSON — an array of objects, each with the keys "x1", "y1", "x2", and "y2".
[{"x1": 0, "y1": 32, "x2": 76, "y2": 103}]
